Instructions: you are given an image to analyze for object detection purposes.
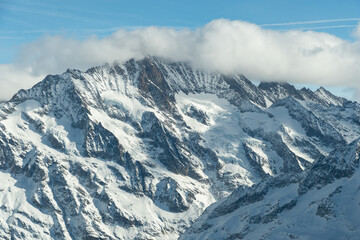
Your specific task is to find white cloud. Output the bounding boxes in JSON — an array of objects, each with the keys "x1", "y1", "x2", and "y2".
[
  {"x1": 2, "y1": 19, "x2": 360, "y2": 100},
  {"x1": 0, "y1": 64, "x2": 45, "y2": 100},
  {"x1": 353, "y1": 21, "x2": 360, "y2": 40}
]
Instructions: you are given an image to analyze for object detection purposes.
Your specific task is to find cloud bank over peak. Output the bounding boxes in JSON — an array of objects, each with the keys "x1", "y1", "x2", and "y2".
[
  {"x1": 2, "y1": 19, "x2": 360, "y2": 100},
  {"x1": 353, "y1": 22, "x2": 360, "y2": 40}
]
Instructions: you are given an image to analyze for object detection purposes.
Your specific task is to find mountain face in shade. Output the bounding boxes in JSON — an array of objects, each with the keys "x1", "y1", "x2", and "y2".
[{"x1": 0, "y1": 56, "x2": 359, "y2": 239}]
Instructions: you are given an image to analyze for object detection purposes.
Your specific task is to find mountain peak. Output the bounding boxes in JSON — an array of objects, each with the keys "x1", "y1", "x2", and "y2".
[
  {"x1": 0, "y1": 57, "x2": 359, "y2": 239},
  {"x1": 314, "y1": 86, "x2": 346, "y2": 106},
  {"x1": 259, "y1": 81, "x2": 305, "y2": 102}
]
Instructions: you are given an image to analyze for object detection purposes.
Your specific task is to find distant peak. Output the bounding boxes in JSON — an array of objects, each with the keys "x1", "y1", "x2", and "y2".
[
  {"x1": 314, "y1": 86, "x2": 345, "y2": 106},
  {"x1": 316, "y1": 86, "x2": 327, "y2": 92},
  {"x1": 259, "y1": 81, "x2": 293, "y2": 88},
  {"x1": 259, "y1": 81, "x2": 304, "y2": 101}
]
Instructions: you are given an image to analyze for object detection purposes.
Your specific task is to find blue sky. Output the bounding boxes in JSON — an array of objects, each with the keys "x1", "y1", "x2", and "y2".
[
  {"x1": 1, "y1": 0, "x2": 359, "y2": 63},
  {"x1": 0, "y1": 0, "x2": 359, "y2": 100}
]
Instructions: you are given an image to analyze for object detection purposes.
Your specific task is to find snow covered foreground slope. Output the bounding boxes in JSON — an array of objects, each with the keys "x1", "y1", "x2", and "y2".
[
  {"x1": 0, "y1": 56, "x2": 359, "y2": 239},
  {"x1": 180, "y1": 138, "x2": 360, "y2": 240}
]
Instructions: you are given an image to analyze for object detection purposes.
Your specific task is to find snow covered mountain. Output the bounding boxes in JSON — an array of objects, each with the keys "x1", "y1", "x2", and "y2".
[
  {"x1": 0, "y1": 56, "x2": 359, "y2": 239},
  {"x1": 180, "y1": 138, "x2": 360, "y2": 240}
]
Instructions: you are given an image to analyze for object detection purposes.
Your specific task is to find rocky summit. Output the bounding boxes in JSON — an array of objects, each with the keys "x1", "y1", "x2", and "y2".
[{"x1": 0, "y1": 56, "x2": 359, "y2": 239}]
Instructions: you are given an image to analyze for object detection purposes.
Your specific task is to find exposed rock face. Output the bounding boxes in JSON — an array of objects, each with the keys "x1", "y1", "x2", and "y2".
[
  {"x1": 0, "y1": 56, "x2": 359, "y2": 239},
  {"x1": 259, "y1": 81, "x2": 305, "y2": 102},
  {"x1": 154, "y1": 177, "x2": 195, "y2": 213},
  {"x1": 83, "y1": 120, "x2": 125, "y2": 164}
]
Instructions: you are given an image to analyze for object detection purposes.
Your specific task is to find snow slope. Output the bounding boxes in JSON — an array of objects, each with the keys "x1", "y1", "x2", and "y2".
[{"x1": 181, "y1": 139, "x2": 360, "y2": 240}]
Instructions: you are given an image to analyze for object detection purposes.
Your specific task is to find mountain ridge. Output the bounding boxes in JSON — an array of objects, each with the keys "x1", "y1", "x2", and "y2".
[{"x1": 0, "y1": 56, "x2": 359, "y2": 239}]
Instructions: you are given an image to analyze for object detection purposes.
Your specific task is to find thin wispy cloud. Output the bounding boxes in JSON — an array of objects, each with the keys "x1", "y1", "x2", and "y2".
[
  {"x1": 1, "y1": 4, "x2": 113, "y2": 25},
  {"x1": 1, "y1": 1, "x2": 150, "y2": 27},
  {"x1": 261, "y1": 18, "x2": 360, "y2": 27},
  {"x1": 0, "y1": 28, "x2": 121, "y2": 35},
  {"x1": 293, "y1": 24, "x2": 358, "y2": 31},
  {"x1": 6, "y1": 0, "x2": 144, "y2": 20},
  {"x1": 0, "y1": 15, "x2": 34, "y2": 28},
  {"x1": 0, "y1": 36, "x2": 27, "y2": 40}
]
